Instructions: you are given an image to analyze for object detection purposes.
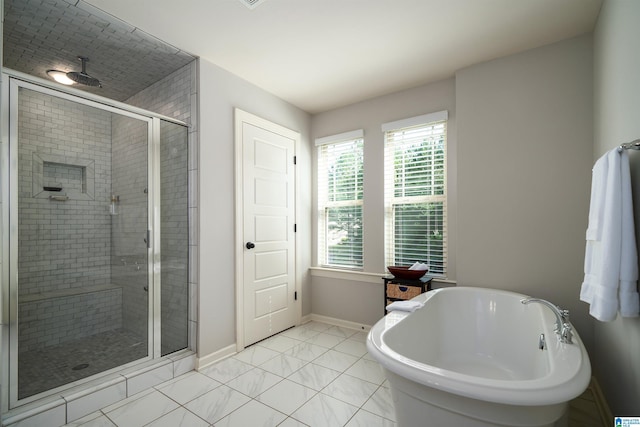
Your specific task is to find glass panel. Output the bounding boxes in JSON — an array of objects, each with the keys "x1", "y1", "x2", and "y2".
[
  {"x1": 393, "y1": 202, "x2": 445, "y2": 275},
  {"x1": 160, "y1": 120, "x2": 189, "y2": 356},
  {"x1": 325, "y1": 205, "x2": 363, "y2": 268},
  {"x1": 16, "y1": 87, "x2": 149, "y2": 399},
  {"x1": 326, "y1": 139, "x2": 363, "y2": 202},
  {"x1": 318, "y1": 138, "x2": 364, "y2": 267}
]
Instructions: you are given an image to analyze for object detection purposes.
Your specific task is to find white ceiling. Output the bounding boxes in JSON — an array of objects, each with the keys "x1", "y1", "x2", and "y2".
[{"x1": 83, "y1": 0, "x2": 603, "y2": 114}]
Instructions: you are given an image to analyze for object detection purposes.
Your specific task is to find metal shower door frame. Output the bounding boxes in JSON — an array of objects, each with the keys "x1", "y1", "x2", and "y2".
[{"x1": 0, "y1": 75, "x2": 174, "y2": 410}]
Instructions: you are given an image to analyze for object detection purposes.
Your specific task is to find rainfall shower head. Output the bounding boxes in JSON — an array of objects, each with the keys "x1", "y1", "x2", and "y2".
[{"x1": 66, "y1": 57, "x2": 102, "y2": 87}]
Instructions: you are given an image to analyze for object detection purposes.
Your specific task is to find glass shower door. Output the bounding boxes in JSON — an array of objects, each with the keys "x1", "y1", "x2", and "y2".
[
  {"x1": 159, "y1": 119, "x2": 189, "y2": 356},
  {"x1": 10, "y1": 81, "x2": 152, "y2": 401}
]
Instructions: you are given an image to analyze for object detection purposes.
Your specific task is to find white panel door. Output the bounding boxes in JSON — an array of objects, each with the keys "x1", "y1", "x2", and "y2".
[{"x1": 241, "y1": 116, "x2": 297, "y2": 346}]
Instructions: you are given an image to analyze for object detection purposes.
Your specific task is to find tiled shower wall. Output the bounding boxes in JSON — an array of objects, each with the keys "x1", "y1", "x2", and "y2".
[
  {"x1": 111, "y1": 115, "x2": 149, "y2": 342},
  {"x1": 15, "y1": 59, "x2": 196, "y2": 357},
  {"x1": 17, "y1": 88, "x2": 121, "y2": 351},
  {"x1": 126, "y1": 61, "x2": 196, "y2": 355}
]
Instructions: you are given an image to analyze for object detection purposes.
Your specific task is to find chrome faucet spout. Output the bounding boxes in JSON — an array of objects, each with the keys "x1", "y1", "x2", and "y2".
[{"x1": 521, "y1": 297, "x2": 573, "y2": 344}]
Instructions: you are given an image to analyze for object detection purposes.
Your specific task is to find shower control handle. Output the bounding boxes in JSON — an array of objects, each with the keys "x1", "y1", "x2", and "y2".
[{"x1": 246, "y1": 241, "x2": 255, "y2": 249}]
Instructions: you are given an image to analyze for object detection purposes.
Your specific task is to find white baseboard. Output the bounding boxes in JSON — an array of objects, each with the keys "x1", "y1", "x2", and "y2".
[
  {"x1": 304, "y1": 313, "x2": 372, "y2": 332},
  {"x1": 195, "y1": 344, "x2": 236, "y2": 371},
  {"x1": 590, "y1": 376, "x2": 613, "y2": 424}
]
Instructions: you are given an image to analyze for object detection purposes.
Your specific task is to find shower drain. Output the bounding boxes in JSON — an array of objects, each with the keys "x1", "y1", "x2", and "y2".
[{"x1": 72, "y1": 363, "x2": 89, "y2": 371}]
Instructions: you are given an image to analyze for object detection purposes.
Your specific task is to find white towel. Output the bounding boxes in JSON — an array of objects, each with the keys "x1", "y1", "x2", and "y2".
[
  {"x1": 386, "y1": 300, "x2": 424, "y2": 312},
  {"x1": 408, "y1": 262, "x2": 429, "y2": 271},
  {"x1": 580, "y1": 148, "x2": 639, "y2": 321}
]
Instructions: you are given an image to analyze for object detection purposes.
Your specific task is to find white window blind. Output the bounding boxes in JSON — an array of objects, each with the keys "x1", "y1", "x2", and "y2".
[
  {"x1": 317, "y1": 135, "x2": 364, "y2": 269},
  {"x1": 383, "y1": 114, "x2": 447, "y2": 277}
]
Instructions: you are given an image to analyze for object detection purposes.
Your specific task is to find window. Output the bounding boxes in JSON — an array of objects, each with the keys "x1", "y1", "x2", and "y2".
[
  {"x1": 316, "y1": 130, "x2": 364, "y2": 268},
  {"x1": 383, "y1": 111, "x2": 447, "y2": 277}
]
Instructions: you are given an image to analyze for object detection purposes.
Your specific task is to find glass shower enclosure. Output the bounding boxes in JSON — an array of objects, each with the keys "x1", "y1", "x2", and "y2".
[{"x1": 2, "y1": 76, "x2": 189, "y2": 406}]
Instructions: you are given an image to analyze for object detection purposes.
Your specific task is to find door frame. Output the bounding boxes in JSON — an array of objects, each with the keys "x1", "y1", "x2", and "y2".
[{"x1": 234, "y1": 109, "x2": 301, "y2": 351}]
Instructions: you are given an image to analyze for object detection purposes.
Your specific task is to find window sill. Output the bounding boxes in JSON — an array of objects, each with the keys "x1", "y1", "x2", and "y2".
[{"x1": 309, "y1": 267, "x2": 384, "y2": 284}]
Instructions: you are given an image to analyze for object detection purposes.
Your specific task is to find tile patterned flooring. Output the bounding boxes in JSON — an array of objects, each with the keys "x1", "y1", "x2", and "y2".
[
  {"x1": 63, "y1": 320, "x2": 606, "y2": 427},
  {"x1": 65, "y1": 321, "x2": 394, "y2": 427}
]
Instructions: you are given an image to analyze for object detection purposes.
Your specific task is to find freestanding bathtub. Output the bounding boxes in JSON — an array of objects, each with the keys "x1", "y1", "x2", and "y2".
[{"x1": 366, "y1": 287, "x2": 591, "y2": 427}]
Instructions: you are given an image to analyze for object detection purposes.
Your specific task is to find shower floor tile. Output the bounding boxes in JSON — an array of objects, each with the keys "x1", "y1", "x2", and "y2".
[{"x1": 18, "y1": 329, "x2": 147, "y2": 400}]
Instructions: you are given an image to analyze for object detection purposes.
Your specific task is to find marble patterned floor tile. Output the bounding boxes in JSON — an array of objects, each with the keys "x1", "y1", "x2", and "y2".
[
  {"x1": 257, "y1": 379, "x2": 317, "y2": 415},
  {"x1": 65, "y1": 411, "x2": 116, "y2": 427},
  {"x1": 345, "y1": 409, "x2": 397, "y2": 427},
  {"x1": 100, "y1": 388, "x2": 156, "y2": 414},
  {"x1": 291, "y1": 393, "x2": 358, "y2": 427},
  {"x1": 362, "y1": 386, "x2": 396, "y2": 422},
  {"x1": 104, "y1": 390, "x2": 179, "y2": 427},
  {"x1": 301, "y1": 321, "x2": 332, "y2": 333},
  {"x1": 285, "y1": 342, "x2": 328, "y2": 362},
  {"x1": 56, "y1": 321, "x2": 601, "y2": 427},
  {"x1": 259, "y1": 335, "x2": 302, "y2": 352},
  {"x1": 215, "y1": 399, "x2": 287, "y2": 427},
  {"x1": 334, "y1": 339, "x2": 368, "y2": 358},
  {"x1": 233, "y1": 345, "x2": 281, "y2": 366},
  {"x1": 259, "y1": 353, "x2": 308, "y2": 377},
  {"x1": 200, "y1": 357, "x2": 254, "y2": 383},
  {"x1": 279, "y1": 326, "x2": 322, "y2": 341},
  {"x1": 156, "y1": 371, "x2": 220, "y2": 405},
  {"x1": 362, "y1": 351, "x2": 376, "y2": 361},
  {"x1": 312, "y1": 349, "x2": 359, "y2": 372},
  {"x1": 279, "y1": 417, "x2": 311, "y2": 427},
  {"x1": 287, "y1": 363, "x2": 341, "y2": 391},
  {"x1": 305, "y1": 332, "x2": 347, "y2": 348},
  {"x1": 321, "y1": 374, "x2": 378, "y2": 407},
  {"x1": 183, "y1": 384, "x2": 251, "y2": 424},
  {"x1": 349, "y1": 331, "x2": 369, "y2": 343},
  {"x1": 144, "y1": 407, "x2": 209, "y2": 427},
  {"x1": 344, "y1": 358, "x2": 386, "y2": 385},
  {"x1": 323, "y1": 325, "x2": 358, "y2": 339},
  {"x1": 226, "y1": 367, "x2": 283, "y2": 398}
]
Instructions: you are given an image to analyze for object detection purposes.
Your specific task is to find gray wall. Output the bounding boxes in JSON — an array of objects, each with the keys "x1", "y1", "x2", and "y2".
[
  {"x1": 456, "y1": 35, "x2": 595, "y2": 350},
  {"x1": 310, "y1": 35, "x2": 594, "y2": 340},
  {"x1": 592, "y1": 0, "x2": 640, "y2": 414},
  {"x1": 310, "y1": 78, "x2": 457, "y2": 326},
  {"x1": 198, "y1": 59, "x2": 311, "y2": 359}
]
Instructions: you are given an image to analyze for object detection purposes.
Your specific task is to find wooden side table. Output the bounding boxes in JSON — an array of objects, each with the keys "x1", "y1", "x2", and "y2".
[{"x1": 383, "y1": 275, "x2": 432, "y2": 314}]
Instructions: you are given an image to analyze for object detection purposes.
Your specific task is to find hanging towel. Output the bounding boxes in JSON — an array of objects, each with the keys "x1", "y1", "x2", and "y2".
[{"x1": 580, "y1": 148, "x2": 639, "y2": 321}]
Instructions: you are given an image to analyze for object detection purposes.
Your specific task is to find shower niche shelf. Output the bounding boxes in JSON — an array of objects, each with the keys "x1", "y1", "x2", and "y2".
[{"x1": 32, "y1": 152, "x2": 95, "y2": 201}]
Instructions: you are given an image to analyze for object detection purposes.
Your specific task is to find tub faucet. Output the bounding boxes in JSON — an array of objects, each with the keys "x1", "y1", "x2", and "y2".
[{"x1": 520, "y1": 298, "x2": 573, "y2": 344}]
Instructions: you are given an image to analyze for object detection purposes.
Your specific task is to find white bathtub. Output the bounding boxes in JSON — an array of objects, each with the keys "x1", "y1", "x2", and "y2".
[{"x1": 366, "y1": 287, "x2": 591, "y2": 427}]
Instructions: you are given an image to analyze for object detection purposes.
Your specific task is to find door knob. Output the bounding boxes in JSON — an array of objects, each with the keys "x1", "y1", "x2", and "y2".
[{"x1": 246, "y1": 241, "x2": 255, "y2": 249}]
